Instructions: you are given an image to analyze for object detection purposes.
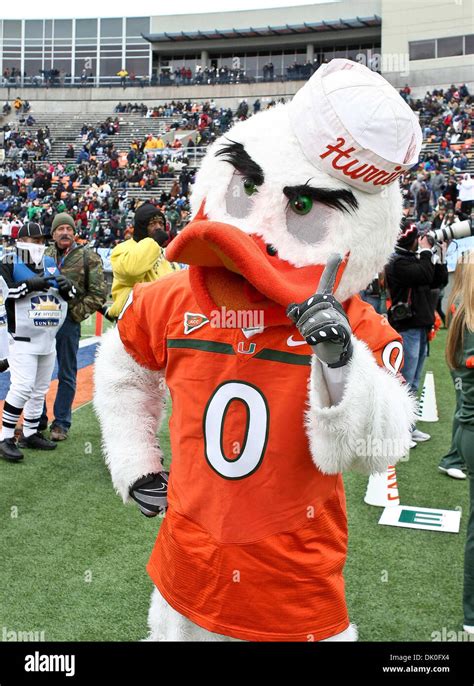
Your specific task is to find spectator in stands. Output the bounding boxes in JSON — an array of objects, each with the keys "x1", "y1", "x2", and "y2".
[
  {"x1": 416, "y1": 180, "x2": 431, "y2": 219},
  {"x1": 179, "y1": 167, "x2": 192, "y2": 195},
  {"x1": 107, "y1": 202, "x2": 178, "y2": 320},
  {"x1": 76, "y1": 147, "x2": 90, "y2": 164},
  {"x1": 144, "y1": 135, "x2": 158, "y2": 150},
  {"x1": 117, "y1": 70, "x2": 128, "y2": 87},
  {"x1": 458, "y1": 173, "x2": 474, "y2": 216},
  {"x1": 410, "y1": 174, "x2": 423, "y2": 215},
  {"x1": 417, "y1": 212, "x2": 432, "y2": 235},
  {"x1": 445, "y1": 172, "x2": 459, "y2": 204},
  {"x1": 41, "y1": 213, "x2": 107, "y2": 441},
  {"x1": 13, "y1": 98, "x2": 23, "y2": 115},
  {"x1": 385, "y1": 219, "x2": 448, "y2": 445},
  {"x1": 431, "y1": 168, "x2": 445, "y2": 206},
  {"x1": 1, "y1": 214, "x2": 12, "y2": 245}
]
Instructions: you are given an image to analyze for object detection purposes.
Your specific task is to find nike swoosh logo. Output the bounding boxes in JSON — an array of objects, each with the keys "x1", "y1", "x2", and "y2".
[
  {"x1": 286, "y1": 336, "x2": 307, "y2": 347},
  {"x1": 139, "y1": 486, "x2": 167, "y2": 493}
]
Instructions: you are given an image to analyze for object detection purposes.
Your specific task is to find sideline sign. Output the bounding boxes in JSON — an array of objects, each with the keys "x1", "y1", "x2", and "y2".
[{"x1": 379, "y1": 505, "x2": 461, "y2": 533}]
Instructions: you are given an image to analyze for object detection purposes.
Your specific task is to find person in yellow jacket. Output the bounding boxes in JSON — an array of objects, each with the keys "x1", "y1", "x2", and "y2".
[
  {"x1": 144, "y1": 135, "x2": 158, "y2": 150},
  {"x1": 107, "y1": 203, "x2": 179, "y2": 319}
]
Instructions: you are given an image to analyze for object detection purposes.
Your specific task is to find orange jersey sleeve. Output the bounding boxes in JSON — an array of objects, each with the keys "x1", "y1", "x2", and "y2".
[
  {"x1": 118, "y1": 271, "x2": 189, "y2": 371},
  {"x1": 345, "y1": 295, "x2": 404, "y2": 374}
]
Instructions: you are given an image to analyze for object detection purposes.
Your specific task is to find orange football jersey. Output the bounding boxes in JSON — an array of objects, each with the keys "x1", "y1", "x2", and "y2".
[{"x1": 118, "y1": 270, "x2": 403, "y2": 641}]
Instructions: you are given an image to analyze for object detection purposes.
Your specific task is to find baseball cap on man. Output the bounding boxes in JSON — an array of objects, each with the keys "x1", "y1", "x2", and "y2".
[
  {"x1": 288, "y1": 59, "x2": 422, "y2": 194},
  {"x1": 18, "y1": 221, "x2": 46, "y2": 239},
  {"x1": 51, "y1": 212, "x2": 75, "y2": 233}
]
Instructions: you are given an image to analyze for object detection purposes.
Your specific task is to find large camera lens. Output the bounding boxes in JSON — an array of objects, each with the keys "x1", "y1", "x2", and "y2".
[{"x1": 430, "y1": 219, "x2": 472, "y2": 243}]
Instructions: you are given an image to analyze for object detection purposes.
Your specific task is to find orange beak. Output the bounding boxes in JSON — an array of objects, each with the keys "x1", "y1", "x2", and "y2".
[{"x1": 166, "y1": 204, "x2": 349, "y2": 326}]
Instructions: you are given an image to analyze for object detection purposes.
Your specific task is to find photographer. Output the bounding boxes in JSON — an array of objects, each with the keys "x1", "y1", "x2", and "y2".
[{"x1": 385, "y1": 220, "x2": 448, "y2": 444}]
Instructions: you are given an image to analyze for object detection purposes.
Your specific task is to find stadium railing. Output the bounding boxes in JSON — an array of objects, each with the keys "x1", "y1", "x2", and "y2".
[{"x1": 0, "y1": 70, "x2": 316, "y2": 90}]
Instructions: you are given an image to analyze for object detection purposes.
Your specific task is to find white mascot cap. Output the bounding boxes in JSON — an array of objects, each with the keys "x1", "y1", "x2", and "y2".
[{"x1": 288, "y1": 59, "x2": 422, "y2": 194}]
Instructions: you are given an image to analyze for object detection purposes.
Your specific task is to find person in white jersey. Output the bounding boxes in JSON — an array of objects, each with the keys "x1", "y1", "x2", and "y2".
[{"x1": 0, "y1": 221, "x2": 76, "y2": 461}]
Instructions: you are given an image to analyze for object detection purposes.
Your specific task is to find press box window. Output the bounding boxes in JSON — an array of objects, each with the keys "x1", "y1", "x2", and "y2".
[
  {"x1": 409, "y1": 40, "x2": 436, "y2": 61},
  {"x1": 437, "y1": 36, "x2": 463, "y2": 58}
]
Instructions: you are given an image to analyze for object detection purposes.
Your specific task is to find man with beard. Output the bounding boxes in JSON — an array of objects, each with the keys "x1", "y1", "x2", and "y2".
[
  {"x1": 41, "y1": 213, "x2": 107, "y2": 441},
  {"x1": 106, "y1": 202, "x2": 179, "y2": 320}
]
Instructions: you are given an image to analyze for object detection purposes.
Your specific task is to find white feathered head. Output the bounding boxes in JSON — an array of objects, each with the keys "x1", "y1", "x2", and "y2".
[{"x1": 166, "y1": 59, "x2": 422, "y2": 325}]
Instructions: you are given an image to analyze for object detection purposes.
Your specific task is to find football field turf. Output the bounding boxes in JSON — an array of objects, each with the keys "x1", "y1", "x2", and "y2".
[{"x1": 0, "y1": 329, "x2": 468, "y2": 642}]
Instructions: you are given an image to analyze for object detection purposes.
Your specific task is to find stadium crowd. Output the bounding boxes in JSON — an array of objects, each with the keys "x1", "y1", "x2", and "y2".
[
  {"x1": 0, "y1": 97, "x2": 290, "y2": 249},
  {"x1": 0, "y1": 77, "x2": 473, "y2": 635},
  {"x1": 397, "y1": 83, "x2": 474, "y2": 219},
  {"x1": 0, "y1": 83, "x2": 472, "y2": 254}
]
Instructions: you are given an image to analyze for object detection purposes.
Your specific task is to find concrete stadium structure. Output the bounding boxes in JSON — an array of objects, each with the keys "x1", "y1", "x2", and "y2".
[{"x1": 0, "y1": 0, "x2": 472, "y2": 112}]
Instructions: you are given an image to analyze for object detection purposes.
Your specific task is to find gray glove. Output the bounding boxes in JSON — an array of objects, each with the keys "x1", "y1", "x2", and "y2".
[
  {"x1": 287, "y1": 253, "x2": 353, "y2": 368},
  {"x1": 129, "y1": 472, "x2": 169, "y2": 517}
]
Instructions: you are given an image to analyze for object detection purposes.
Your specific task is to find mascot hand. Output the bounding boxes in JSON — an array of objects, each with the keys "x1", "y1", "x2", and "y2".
[
  {"x1": 129, "y1": 472, "x2": 169, "y2": 517},
  {"x1": 100, "y1": 305, "x2": 117, "y2": 323},
  {"x1": 287, "y1": 253, "x2": 353, "y2": 368}
]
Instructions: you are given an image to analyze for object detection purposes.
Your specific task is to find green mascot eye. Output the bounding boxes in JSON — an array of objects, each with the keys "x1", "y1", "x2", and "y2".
[
  {"x1": 290, "y1": 195, "x2": 313, "y2": 215},
  {"x1": 243, "y1": 178, "x2": 258, "y2": 196}
]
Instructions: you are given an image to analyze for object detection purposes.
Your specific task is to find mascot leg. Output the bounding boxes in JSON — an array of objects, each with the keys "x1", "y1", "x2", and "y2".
[
  {"x1": 146, "y1": 587, "x2": 357, "y2": 642},
  {"x1": 321, "y1": 624, "x2": 358, "y2": 641},
  {"x1": 145, "y1": 587, "x2": 238, "y2": 641}
]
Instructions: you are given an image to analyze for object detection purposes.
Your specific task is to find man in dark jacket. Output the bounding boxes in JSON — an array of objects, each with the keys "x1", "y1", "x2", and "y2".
[{"x1": 385, "y1": 220, "x2": 448, "y2": 444}]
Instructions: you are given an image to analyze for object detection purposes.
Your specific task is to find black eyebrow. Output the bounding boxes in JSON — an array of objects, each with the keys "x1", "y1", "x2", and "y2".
[
  {"x1": 215, "y1": 140, "x2": 264, "y2": 186},
  {"x1": 283, "y1": 184, "x2": 359, "y2": 214}
]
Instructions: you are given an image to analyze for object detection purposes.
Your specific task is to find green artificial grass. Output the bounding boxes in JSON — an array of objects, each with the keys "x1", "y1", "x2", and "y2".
[
  {"x1": 0, "y1": 329, "x2": 469, "y2": 641},
  {"x1": 344, "y1": 328, "x2": 469, "y2": 641},
  {"x1": 80, "y1": 312, "x2": 114, "y2": 339}
]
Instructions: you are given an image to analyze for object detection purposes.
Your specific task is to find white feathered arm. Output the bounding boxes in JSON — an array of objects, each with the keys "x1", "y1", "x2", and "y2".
[
  {"x1": 306, "y1": 337, "x2": 416, "y2": 475},
  {"x1": 93, "y1": 327, "x2": 167, "y2": 502}
]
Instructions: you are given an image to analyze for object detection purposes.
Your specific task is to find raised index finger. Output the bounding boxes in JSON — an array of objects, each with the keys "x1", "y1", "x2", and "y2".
[{"x1": 317, "y1": 253, "x2": 343, "y2": 295}]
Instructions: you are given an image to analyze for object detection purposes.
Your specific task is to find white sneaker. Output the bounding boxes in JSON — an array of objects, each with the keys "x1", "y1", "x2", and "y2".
[
  {"x1": 439, "y1": 466, "x2": 467, "y2": 480},
  {"x1": 412, "y1": 429, "x2": 431, "y2": 442},
  {"x1": 410, "y1": 440, "x2": 417, "y2": 449},
  {"x1": 463, "y1": 625, "x2": 474, "y2": 634}
]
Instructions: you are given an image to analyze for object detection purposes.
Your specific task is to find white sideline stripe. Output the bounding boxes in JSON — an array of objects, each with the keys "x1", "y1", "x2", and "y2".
[
  {"x1": 73, "y1": 337, "x2": 100, "y2": 414},
  {"x1": 72, "y1": 400, "x2": 92, "y2": 414},
  {"x1": 79, "y1": 336, "x2": 101, "y2": 349},
  {"x1": 71, "y1": 338, "x2": 100, "y2": 415}
]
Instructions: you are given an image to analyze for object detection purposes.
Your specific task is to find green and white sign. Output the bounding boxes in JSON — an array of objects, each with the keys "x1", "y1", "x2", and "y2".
[{"x1": 379, "y1": 505, "x2": 461, "y2": 533}]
